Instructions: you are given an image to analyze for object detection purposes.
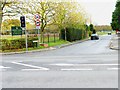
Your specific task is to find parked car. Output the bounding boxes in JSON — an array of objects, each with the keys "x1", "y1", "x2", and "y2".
[
  {"x1": 108, "y1": 32, "x2": 111, "y2": 35},
  {"x1": 91, "y1": 34, "x2": 99, "y2": 40}
]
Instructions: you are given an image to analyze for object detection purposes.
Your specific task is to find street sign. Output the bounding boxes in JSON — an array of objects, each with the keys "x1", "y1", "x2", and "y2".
[
  {"x1": 11, "y1": 26, "x2": 22, "y2": 36},
  {"x1": 35, "y1": 20, "x2": 40, "y2": 26},
  {"x1": 35, "y1": 14, "x2": 40, "y2": 20}
]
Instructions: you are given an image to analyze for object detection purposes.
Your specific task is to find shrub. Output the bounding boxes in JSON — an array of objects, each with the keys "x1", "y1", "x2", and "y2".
[
  {"x1": 60, "y1": 28, "x2": 86, "y2": 42},
  {"x1": 0, "y1": 37, "x2": 38, "y2": 51}
]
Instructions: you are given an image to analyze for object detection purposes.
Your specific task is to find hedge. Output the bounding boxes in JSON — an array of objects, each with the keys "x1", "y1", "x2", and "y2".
[
  {"x1": 0, "y1": 37, "x2": 38, "y2": 51},
  {"x1": 60, "y1": 28, "x2": 87, "y2": 42}
]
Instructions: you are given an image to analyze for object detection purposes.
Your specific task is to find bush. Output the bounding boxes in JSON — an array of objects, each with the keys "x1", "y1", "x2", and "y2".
[
  {"x1": 0, "y1": 37, "x2": 38, "y2": 51},
  {"x1": 60, "y1": 28, "x2": 87, "y2": 42},
  {"x1": 0, "y1": 39, "x2": 11, "y2": 51}
]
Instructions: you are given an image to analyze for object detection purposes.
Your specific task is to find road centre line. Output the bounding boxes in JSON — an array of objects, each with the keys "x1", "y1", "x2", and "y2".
[
  {"x1": 51, "y1": 63, "x2": 118, "y2": 66},
  {"x1": 12, "y1": 62, "x2": 49, "y2": 70},
  {"x1": 50, "y1": 63, "x2": 74, "y2": 66},
  {"x1": 107, "y1": 68, "x2": 119, "y2": 70},
  {"x1": 21, "y1": 69, "x2": 47, "y2": 71},
  {"x1": 61, "y1": 68, "x2": 93, "y2": 71}
]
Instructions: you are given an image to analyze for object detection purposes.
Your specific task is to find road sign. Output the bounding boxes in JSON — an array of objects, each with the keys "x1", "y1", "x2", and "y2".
[
  {"x1": 11, "y1": 26, "x2": 22, "y2": 36},
  {"x1": 35, "y1": 20, "x2": 40, "y2": 26},
  {"x1": 35, "y1": 14, "x2": 40, "y2": 20}
]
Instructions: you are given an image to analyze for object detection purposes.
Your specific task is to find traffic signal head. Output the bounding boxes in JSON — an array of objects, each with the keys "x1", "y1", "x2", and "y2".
[{"x1": 20, "y1": 16, "x2": 26, "y2": 27}]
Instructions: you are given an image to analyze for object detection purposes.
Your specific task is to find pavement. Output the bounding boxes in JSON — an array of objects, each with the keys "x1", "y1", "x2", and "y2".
[
  {"x1": 109, "y1": 34, "x2": 119, "y2": 50},
  {"x1": 0, "y1": 38, "x2": 89, "y2": 55}
]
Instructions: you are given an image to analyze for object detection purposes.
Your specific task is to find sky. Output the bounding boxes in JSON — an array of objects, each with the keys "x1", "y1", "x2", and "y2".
[{"x1": 77, "y1": 0, "x2": 116, "y2": 25}]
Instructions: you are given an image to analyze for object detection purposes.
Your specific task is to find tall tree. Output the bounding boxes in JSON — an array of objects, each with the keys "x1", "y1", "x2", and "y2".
[
  {"x1": 2, "y1": 19, "x2": 20, "y2": 31},
  {"x1": 52, "y1": 2, "x2": 87, "y2": 31},
  {"x1": 26, "y1": 0, "x2": 56, "y2": 43},
  {"x1": 0, "y1": 0, "x2": 25, "y2": 33},
  {"x1": 111, "y1": 0, "x2": 120, "y2": 30}
]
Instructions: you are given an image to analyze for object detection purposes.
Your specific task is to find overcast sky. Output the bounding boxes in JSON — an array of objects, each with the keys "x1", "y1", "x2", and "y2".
[{"x1": 77, "y1": 0, "x2": 116, "y2": 25}]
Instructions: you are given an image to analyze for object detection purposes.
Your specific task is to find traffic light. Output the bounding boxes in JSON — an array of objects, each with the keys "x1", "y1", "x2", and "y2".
[{"x1": 20, "y1": 16, "x2": 26, "y2": 27}]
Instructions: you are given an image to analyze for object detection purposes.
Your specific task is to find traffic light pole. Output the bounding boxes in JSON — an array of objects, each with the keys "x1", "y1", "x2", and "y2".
[
  {"x1": 20, "y1": 16, "x2": 28, "y2": 52},
  {"x1": 25, "y1": 28, "x2": 28, "y2": 52}
]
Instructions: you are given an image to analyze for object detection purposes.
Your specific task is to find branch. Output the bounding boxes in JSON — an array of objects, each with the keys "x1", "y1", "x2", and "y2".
[{"x1": 1, "y1": 0, "x2": 6, "y2": 10}]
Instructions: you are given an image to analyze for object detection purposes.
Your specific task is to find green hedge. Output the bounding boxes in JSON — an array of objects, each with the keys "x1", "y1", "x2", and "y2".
[
  {"x1": 61, "y1": 28, "x2": 87, "y2": 42},
  {"x1": 0, "y1": 37, "x2": 38, "y2": 51}
]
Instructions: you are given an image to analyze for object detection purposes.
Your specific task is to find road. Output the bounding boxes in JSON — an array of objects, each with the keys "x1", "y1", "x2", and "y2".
[{"x1": 0, "y1": 35, "x2": 118, "y2": 88}]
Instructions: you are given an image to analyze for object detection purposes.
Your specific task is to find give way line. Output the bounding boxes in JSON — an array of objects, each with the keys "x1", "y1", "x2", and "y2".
[{"x1": 11, "y1": 62, "x2": 49, "y2": 71}]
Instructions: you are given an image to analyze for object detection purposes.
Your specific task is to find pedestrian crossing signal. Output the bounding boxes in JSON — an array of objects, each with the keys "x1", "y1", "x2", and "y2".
[{"x1": 20, "y1": 16, "x2": 26, "y2": 27}]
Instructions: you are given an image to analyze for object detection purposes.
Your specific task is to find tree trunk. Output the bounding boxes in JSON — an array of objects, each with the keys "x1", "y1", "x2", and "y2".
[
  {"x1": 64, "y1": 27, "x2": 67, "y2": 40},
  {"x1": 41, "y1": 31, "x2": 43, "y2": 43}
]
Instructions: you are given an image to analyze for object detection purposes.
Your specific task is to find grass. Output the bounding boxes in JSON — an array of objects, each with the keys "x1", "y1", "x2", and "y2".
[
  {"x1": 97, "y1": 32, "x2": 108, "y2": 35},
  {"x1": 97, "y1": 31, "x2": 116, "y2": 35},
  {"x1": 48, "y1": 40, "x2": 69, "y2": 47},
  {"x1": 0, "y1": 40, "x2": 69, "y2": 53}
]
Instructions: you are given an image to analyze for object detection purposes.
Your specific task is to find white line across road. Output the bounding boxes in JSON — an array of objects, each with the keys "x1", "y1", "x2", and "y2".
[{"x1": 12, "y1": 62, "x2": 49, "y2": 71}]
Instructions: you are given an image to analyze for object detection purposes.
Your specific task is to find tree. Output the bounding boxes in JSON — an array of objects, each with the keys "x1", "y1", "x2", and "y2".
[
  {"x1": 0, "y1": 0, "x2": 26, "y2": 33},
  {"x1": 52, "y1": 2, "x2": 87, "y2": 31},
  {"x1": 95, "y1": 25, "x2": 112, "y2": 31},
  {"x1": 111, "y1": 0, "x2": 120, "y2": 30},
  {"x1": 26, "y1": 0, "x2": 56, "y2": 43},
  {"x1": 89, "y1": 24, "x2": 94, "y2": 32},
  {"x1": 2, "y1": 19, "x2": 20, "y2": 32}
]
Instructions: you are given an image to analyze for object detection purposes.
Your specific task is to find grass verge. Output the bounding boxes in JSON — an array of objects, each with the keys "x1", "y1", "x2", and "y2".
[{"x1": 0, "y1": 40, "x2": 69, "y2": 53}]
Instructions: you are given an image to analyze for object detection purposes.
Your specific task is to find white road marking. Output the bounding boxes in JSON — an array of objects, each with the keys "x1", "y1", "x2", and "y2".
[
  {"x1": 51, "y1": 63, "x2": 118, "y2": 66},
  {"x1": 21, "y1": 69, "x2": 47, "y2": 71},
  {"x1": 12, "y1": 62, "x2": 49, "y2": 70},
  {"x1": 50, "y1": 63, "x2": 74, "y2": 66},
  {"x1": 79, "y1": 64, "x2": 118, "y2": 66},
  {"x1": 107, "y1": 68, "x2": 119, "y2": 70},
  {"x1": 0, "y1": 66, "x2": 11, "y2": 69},
  {"x1": 61, "y1": 68, "x2": 93, "y2": 71}
]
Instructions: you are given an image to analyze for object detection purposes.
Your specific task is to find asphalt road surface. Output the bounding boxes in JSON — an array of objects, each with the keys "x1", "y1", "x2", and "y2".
[{"x1": 0, "y1": 35, "x2": 118, "y2": 88}]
